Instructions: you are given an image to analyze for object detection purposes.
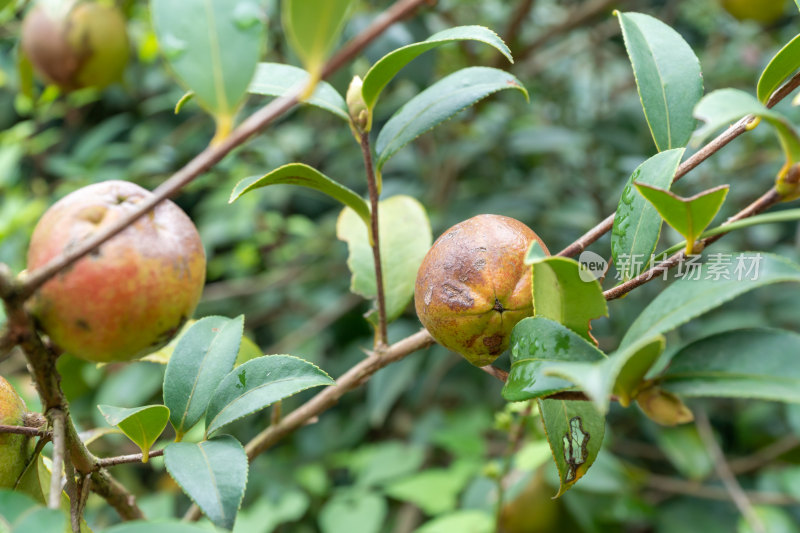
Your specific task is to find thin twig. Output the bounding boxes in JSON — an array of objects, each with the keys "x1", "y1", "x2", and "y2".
[
  {"x1": 362, "y1": 131, "x2": 388, "y2": 346},
  {"x1": 696, "y1": 410, "x2": 765, "y2": 533},
  {"x1": 557, "y1": 70, "x2": 800, "y2": 259},
  {"x1": 90, "y1": 469, "x2": 144, "y2": 521},
  {"x1": 95, "y1": 449, "x2": 165, "y2": 469},
  {"x1": 646, "y1": 473, "x2": 798, "y2": 506},
  {"x1": 184, "y1": 328, "x2": 436, "y2": 521},
  {"x1": 729, "y1": 435, "x2": 800, "y2": 475},
  {"x1": 0, "y1": 424, "x2": 50, "y2": 437},
  {"x1": 49, "y1": 410, "x2": 66, "y2": 510},
  {"x1": 13, "y1": 0, "x2": 434, "y2": 302},
  {"x1": 480, "y1": 365, "x2": 509, "y2": 382}
]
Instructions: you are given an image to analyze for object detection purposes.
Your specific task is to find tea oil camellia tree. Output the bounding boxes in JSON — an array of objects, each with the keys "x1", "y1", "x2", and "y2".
[{"x1": 3, "y1": 0, "x2": 800, "y2": 531}]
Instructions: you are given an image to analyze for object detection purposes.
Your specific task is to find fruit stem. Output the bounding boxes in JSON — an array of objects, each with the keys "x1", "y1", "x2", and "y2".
[{"x1": 359, "y1": 131, "x2": 388, "y2": 348}]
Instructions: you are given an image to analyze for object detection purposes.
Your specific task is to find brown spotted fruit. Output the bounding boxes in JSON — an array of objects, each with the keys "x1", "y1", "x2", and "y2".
[
  {"x1": 0, "y1": 376, "x2": 31, "y2": 489},
  {"x1": 21, "y1": 0, "x2": 129, "y2": 91},
  {"x1": 27, "y1": 180, "x2": 206, "y2": 363},
  {"x1": 415, "y1": 214, "x2": 548, "y2": 367}
]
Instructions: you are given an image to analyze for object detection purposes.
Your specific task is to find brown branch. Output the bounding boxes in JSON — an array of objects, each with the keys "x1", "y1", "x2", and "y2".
[
  {"x1": 184, "y1": 328, "x2": 436, "y2": 521},
  {"x1": 95, "y1": 449, "x2": 165, "y2": 469},
  {"x1": 729, "y1": 435, "x2": 800, "y2": 475},
  {"x1": 0, "y1": 424, "x2": 50, "y2": 437},
  {"x1": 646, "y1": 474, "x2": 798, "y2": 506},
  {"x1": 90, "y1": 469, "x2": 145, "y2": 521},
  {"x1": 696, "y1": 411, "x2": 765, "y2": 533},
  {"x1": 604, "y1": 188, "x2": 781, "y2": 300},
  {"x1": 514, "y1": 0, "x2": 620, "y2": 65},
  {"x1": 13, "y1": 0, "x2": 434, "y2": 303},
  {"x1": 557, "y1": 70, "x2": 800, "y2": 259},
  {"x1": 480, "y1": 365, "x2": 509, "y2": 382},
  {"x1": 360, "y1": 132, "x2": 389, "y2": 347},
  {"x1": 49, "y1": 410, "x2": 66, "y2": 510}
]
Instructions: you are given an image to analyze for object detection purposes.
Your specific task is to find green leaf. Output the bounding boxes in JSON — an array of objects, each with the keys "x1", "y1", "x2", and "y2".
[
  {"x1": 205, "y1": 355, "x2": 334, "y2": 437},
  {"x1": 502, "y1": 317, "x2": 606, "y2": 403},
  {"x1": 661, "y1": 328, "x2": 800, "y2": 402},
  {"x1": 336, "y1": 195, "x2": 432, "y2": 324},
  {"x1": 528, "y1": 256, "x2": 608, "y2": 344},
  {"x1": 0, "y1": 491, "x2": 38, "y2": 526},
  {"x1": 375, "y1": 67, "x2": 528, "y2": 180},
  {"x1": 11, "y1": 508, "x2": 65, "y2": 533},
  {"x1": 415, "y1": 510, "x2": 493, "y2": 533},
  {"x1": 174, "y1": 91, "x2": 194, "y2": 114},
  {"x1": 738, "y1": 506, "x2": 800, "y2": 533},
  {"x1": 383, "y1": 462, "x2": 476, "y2": 515},
  {"x1": 282, "y1": 0, "x2": 352, "y2": 85},
  {"x1": 757, "y1": 34, "x2": 800, "y2": 103},
  {"x1": 361, "y1": 26, "x2": 512, "y2": 112},
  {"x1": 634, "y1": 183, "x2": 729, "y2": 254},
  {"x1": 620, "y1": 253, "x2": 800, "y2": 349},
  {"x1": 654, "y1": 426, "x2": 713, "y2": 481},
  {"x1": 248, "y1": 63, "x2": 348, "y2": 120},
  {"x1": 693, "y1": 89, "x2": 800, "y2": 164},
  {"x1": 151, "y1": 0, "x2": 265, "y2": 135},
  {"x1": 97, "y1": 405, "x2": 169, "y2": 462},
  {"x1": 616, "y1": 11, "x2": 703, "y2": 151},
  {"x1": 101, "y1": 521, "x2": 220, "y2": 533},
  {"x1": 318, "y1": 490, "x2": 387, "y2": 533},
  {"x1": 164, "y1": 436, "x2": 248, "y2": 530},
  {"x1": 230, "y1": 163, "x2": 370, "y2": 232},
  {"x1": 543, "y1": 335, "x2": 665, "y2": 414},
  {"x1": 538, "y1": 399, "x2": 605, "y2": 497},
  {"x1": 163, "y1": 316, "x2": 244, "y2": 439},
  {"x1": 612, "y1": 148, "x2": 684, "y2": 281}
]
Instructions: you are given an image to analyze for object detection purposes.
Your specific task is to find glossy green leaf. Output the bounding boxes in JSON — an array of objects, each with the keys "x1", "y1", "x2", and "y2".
[
  {"x1": 248, "y1": 63, "x2": 348, "y2": 120},
  {"x1": 163, "y1": 316, "x2": 244, "y2": 439},
  {"x1": 616, "y1": 11, "x2": 703, "y2": 151},
  {"x1": 757, "y1": 34, "x2": 800, "y2": 103},
  {"x1": 634, "y1": 183, "x2": 729, "y2": 254},
  {"x1": 361, "y1": 26, "x2": 512, "y2": 112},
  {"x1": 318, "y1": 490, "x2": 386, "y2": 533},
  {"x1": 543, "y1": 335, "x2": 665, "y2": 414},
  {"x1": 151, "y1": 0, "x2": 265, "y2": 133},
  {"x1": 612, "y1": 148, "x2": 684, "y2": 281},
  {"x1": 164, "y1": 436, "x2": 248, "y2": 530},
  {"x1": 502, "y1": 317, "x2": 606, "y2": 402},
  {"x1": 230, "y1": 163, "x2": 370, "y2": 231},
  {"x1": 336, "y1": 195, "x2": 432, "y2": 324},
  {"x1": 694, "y1": 89, "x2": 800, "y2": 163},
  {"x1": 375, "y1": 67, "x2": 528, "y2": 179},
  {"x1": 620, "y1": 253, "x2": 800, "y2": 349},
  {"x1": 101, "y1": 521, "x2": 219, "y2": 533},
  {"x1": 283, "y1": 0, "x2": 352, "y2": 84},
  {"x1": 11, "y1": 508, "x2": 65, "y2": 533},
  {"x1": 528, "y1": 255, "x2": 608, "y2": 344},
  {"x1": 205, "y1": 355, "x2": 334, "y2": 437},
  {"x1": 97, "y1": 405, "x2": 170, "y2": 462},
  {"x1": 661, "y1": 328, "x2": 800, "y2": 402},
  {"x1": 538, "y1": 399, "x2": 605, "y2": 497}
]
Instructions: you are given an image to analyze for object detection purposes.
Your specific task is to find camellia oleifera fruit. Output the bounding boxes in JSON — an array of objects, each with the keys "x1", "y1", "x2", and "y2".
[
  {"x1": 21, "y1": 0, "x2": 129, "y2": 91},
  {"x1": 0, "y1": 376, "x2": 30, "y2": 489},
  {"x1": 415, "y1": 214, "x2": 548, "y2": 367},
  {"x1": 27, "y1": 180, "x2": 206, "y2": 363},
  {"x1": 720, "y1": 0, "x2": 786, "y2": 24}
]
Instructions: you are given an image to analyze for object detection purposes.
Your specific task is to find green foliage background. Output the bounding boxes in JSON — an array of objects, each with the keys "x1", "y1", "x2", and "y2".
[{"x1": 3, "y1": 0, "x2": 800, "y2": 531}]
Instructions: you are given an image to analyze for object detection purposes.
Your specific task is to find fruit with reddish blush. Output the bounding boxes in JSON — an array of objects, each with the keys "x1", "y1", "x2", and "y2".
[
  {"x1": 414, "y1": 214, "x2": 548, "y2": 367},
  {"x1": 21, "y1": 0, "x2": 129, "y2": 91},
  {"x1": 27, "y1": 180, "x2": 206, "y2": 363}
]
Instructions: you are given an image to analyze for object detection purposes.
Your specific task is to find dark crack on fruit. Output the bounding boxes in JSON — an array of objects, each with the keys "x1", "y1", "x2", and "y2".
[
  {"x1": 493, "y1": 298, "x2": 505, "y2": 313},
  {"x1": 75, "y1": 319, "x2": 90, "y2": 331},
  {"x1": 440, "y1": 283, "x2": 474, "y2": 310}
]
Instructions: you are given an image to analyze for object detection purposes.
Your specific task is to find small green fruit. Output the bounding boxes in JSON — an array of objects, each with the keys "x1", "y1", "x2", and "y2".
[
  {"x1": 21, "y1": 0, "x2": 129, "y2": 91},
  {"x1": 27, "y1": 180, "x2": 206, "y2": 363},
  {"x1": 414, "y1": 214, "x2": 548, "y2": 367},
  {"x1": 0, "y1": 376, "x2": 31, "y2": 489},
  {"x1": 720, "y1": 0, "x2": 786, "y2": 24}
]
